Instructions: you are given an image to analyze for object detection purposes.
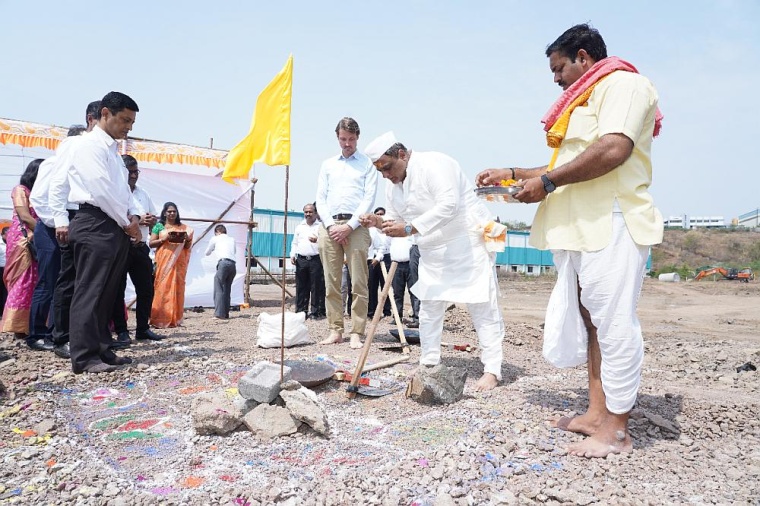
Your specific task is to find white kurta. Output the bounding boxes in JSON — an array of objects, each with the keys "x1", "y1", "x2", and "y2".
[{"x1": 384, "y1": 151, "x2": 494, "y2": 304}]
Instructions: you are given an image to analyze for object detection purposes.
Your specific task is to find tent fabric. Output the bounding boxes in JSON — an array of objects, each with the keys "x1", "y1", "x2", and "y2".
[
  {"x1": 0, "y1": 119, "x2": 250, "y2": 307},
  {"x1": 0, "y1": 118, "x2": 228, "y2": 170}
]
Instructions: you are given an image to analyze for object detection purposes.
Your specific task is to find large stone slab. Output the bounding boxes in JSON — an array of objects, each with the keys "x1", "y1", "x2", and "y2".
[
  {"x1": 243, "y1": 403, "x2": 301, "y2": 438},
  {"x1": 406, "y1": 364, "x2": 467, "y2": 404},
  {"x1": 238, "y1": 361, "x2": 292, "y2": 403},
  {"x1": 279, "y1": 387, "x2": 330, "y2": 437},
  {"x1": 191, "y1": 393, "x2": 242, "y2": 435}
]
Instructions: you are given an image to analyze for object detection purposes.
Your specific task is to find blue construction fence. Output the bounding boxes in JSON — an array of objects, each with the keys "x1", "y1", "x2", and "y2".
[{"x1": 249, "y1": 208, "x2": 652, "y2": 272}]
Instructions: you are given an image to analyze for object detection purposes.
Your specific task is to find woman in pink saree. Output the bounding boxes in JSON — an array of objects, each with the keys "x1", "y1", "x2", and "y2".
[
  {"x1": 2, "y1": 159, "x2": 42, "y2": 338},
  {"x1": 149, "y1": 202, "x2": 193, "y2": 328}
]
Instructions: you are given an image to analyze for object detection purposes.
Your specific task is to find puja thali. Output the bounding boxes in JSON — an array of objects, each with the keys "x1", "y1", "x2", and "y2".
[{"x1": 474, "y1": 185, "x2": 522, "y2": 203}]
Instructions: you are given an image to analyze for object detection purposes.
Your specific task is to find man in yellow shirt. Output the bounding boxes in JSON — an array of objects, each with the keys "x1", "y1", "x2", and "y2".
[{"x1": 477, "y1": 24, "x2": 663, "y2": 457}]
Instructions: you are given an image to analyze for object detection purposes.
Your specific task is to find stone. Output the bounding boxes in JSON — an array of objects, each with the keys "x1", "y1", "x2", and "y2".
[
  {"x1": 281, "y1": 380, "x2": 302, "y2": 391},
  {"x1": 35, "y1": 418, "x2": 55, "y2": 435},
  {"x1": 405, "y1": 364, "x2": 467, "y2": 404},
  {"x1": 238, "y1": 361, "x2": 292, "y2": 403},
  {"x1": 243, "y1": 403, "x2": 301, "y2": 438},
  {"x1": 645, "y1": 412, "x2": 678, "y2": 433},
  {"x1": 232, "y1": 395, "x2": 259, "y2": 417},
  {"x1": 190, "y1": 393, "x2": 242, "y2": 435},
  {"x1": 279, "y1": 387, "x2": 330, "y2": 436}
]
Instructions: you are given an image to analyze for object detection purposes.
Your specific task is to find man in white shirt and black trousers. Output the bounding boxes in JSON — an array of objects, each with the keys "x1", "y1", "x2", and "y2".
[
  {"x1": 205, "y1": 224, "x2": 237, "y2": 319},
  {"x1": 64, "y1": 92, "x2": 142, "y2": 374},
  {"x1": 289, "y1": 203, "x2": 325, "y2": 319},
  {"x1": 110, "y1": 155, "x2": 163, "y2": 349},
  {"x1": 48, "y1": 100, "x2": 101, "y2": 359}
]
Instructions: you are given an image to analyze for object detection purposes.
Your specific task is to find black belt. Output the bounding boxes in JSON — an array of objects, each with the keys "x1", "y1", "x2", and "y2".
[
  {"x1": 332, "y1": 213, "x2": 352, "y2": 220},
  {"x1": 297, "y1": 254, "x2": 319, "y2": 260},
  {"x1": 219, "y1": 258, "x2": 236, "y2": 263},
  {"x1": 131, "y1": 241, "x2": 146, "y2": 248},
  {"x1": 78, "y1": 203, "x2": 101, "y2": 211}
]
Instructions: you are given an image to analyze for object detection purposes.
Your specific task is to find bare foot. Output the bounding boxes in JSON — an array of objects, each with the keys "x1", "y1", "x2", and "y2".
[
  {"x1": 566, "y1": 428, "x2": 633, "y2": 458},
  {"x1": 319, "y1": 331, "x2": 343, "y2": 345},
  {"x1": 349, "y1": 333, "x2": 363, "y2": 349},
  {"x1": 551, "y1": 412, "x2": 604, "y2": 436},
  {"x1": 473, "y1": 373, "x2": 499, "y2": 391}
]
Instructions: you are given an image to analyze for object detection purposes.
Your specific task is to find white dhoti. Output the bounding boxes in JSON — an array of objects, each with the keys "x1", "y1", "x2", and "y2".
[
  {"x1": 414, "y1": 229, "x2": 505, "y2": 379},
  {"x1": 543, "y1": 213, "x2": 648, "y2": 413}
]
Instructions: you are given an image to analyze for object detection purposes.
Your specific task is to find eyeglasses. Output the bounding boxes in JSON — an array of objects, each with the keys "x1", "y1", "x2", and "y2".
[{"x1": 128, "y1": 169, "x2": 140, "y2": 174}]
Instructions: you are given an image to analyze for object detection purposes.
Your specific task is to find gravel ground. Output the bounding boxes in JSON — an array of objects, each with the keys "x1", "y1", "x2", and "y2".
[{"x1": 0, "y1": 277, "x2": 758, "y2": 505}]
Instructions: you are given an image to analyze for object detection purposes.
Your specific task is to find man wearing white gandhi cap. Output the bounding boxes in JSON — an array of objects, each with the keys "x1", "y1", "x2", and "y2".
[{"x1": 360, "y1": 132, "x2": 505, "y2": 391}]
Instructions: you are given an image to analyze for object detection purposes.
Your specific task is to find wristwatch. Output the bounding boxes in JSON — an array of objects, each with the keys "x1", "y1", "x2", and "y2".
[
  {"x1": 541, "y1": 174, "x2": 556, "y2": 193},
  {"x1": 404, "y1": 223, "x2": 413, "y2": 236}
]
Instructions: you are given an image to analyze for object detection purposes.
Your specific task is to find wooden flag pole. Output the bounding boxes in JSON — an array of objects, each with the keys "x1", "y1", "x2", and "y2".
[
  {"x1": 244, "y1": 178, "x2": 258, "y2": 304},
  {"x1": 280, "y1": 165, "x2": 290, "y2": 381}
]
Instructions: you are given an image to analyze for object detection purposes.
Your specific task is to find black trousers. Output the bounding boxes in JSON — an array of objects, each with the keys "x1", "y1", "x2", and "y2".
[
  {"x1": 111, "y1": 243, "x2": 154, "y2": 334},
  {"x1": 367, "y1": 254, "x2": 392, "y2": 317},
  {"x1": 51, "y1": 210, "x2": 77, "y2": 346},
  {"x1": 214, "y1": 258, "x2": 236, "y2": 318},
  {"x1": 28, "y1": 221, "x2": 61, "y2": 340},
  {"x1": 408, "y1": 245, "x2": 421, "y2": 318},
  {"x1": 294, "y1": 255, "x2": 325, "y2": 316},
  {"x1": 68, "y1": 207, "x2": 129, "y2": 372},
  {"x1": 391, "y1": 261, "x2": 412, "y2": 318}
]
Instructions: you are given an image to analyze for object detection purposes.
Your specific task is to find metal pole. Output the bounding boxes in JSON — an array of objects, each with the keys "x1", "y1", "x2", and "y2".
[{"x1": 280, "y1": 165, "x2": 290, "y2": 381}]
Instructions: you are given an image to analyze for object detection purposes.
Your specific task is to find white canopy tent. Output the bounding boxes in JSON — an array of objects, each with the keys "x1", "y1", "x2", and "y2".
[{"x1": 0, "y1": 118, "x2": 251, "y2": 307}]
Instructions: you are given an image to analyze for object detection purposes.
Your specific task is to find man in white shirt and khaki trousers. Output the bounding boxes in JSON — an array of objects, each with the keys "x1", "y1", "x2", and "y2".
[
  {"x1": 63, "y1": 92, "x2": 142, "y2": 374},
  {"x1": 315, "y1": 117, "x2": 377, "y2": 349}
]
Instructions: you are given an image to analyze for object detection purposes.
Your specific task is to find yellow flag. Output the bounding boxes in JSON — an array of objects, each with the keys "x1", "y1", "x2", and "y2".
[{"x1": 223, "y1": 55, "x2": 292, "y2": 181}]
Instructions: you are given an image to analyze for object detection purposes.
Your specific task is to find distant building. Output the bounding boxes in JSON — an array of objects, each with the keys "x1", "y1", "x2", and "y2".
[
  {"x1": 737, "y1": 208, "x2": 760, "y2": 228},
  {"x1": 664, "y1": 215, "x2": 725, "y2": 229}
]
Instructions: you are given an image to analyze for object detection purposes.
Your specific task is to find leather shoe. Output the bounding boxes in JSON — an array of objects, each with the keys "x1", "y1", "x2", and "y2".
[
  {"x1": 26, "y1": 337, "x2": 54, "y2": 352},
  {"x1": 73, "y1": 362, "x2": 117, "y2": 374},
  {"x1": 53, "y1": 343, "x2": 71, "y2": 359},
  {"x1": 110, "y1": 331, "x2": 132, "y2": 350},
  {"x1": 135, "y1": 329, "x2": 164, "y2": 341},
  {"x1": 102, "y1": 355, "x2": 133, "y2": 366}
]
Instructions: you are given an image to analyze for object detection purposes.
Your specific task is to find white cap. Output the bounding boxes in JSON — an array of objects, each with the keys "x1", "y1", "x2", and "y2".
[{"x1": 364, "y1": 131, "x2": 397, "y2": 162}]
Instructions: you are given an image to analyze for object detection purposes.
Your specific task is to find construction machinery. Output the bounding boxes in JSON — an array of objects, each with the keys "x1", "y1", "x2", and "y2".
[{"x1": 694, "y1": 267, "x2": 754, "y2": 282}]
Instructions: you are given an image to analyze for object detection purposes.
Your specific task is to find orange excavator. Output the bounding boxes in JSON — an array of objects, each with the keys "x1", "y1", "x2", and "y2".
[{"x1": 694, "y1": 267, "x2": 754, "y2": 282}]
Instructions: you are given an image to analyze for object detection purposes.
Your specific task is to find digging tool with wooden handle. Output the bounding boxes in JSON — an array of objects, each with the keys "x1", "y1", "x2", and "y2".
[
  {"x1": 347, "y1": 262, "x2": 398, "y2": 399},
  {"x1": 380, "y1": 261, "x2": 410, "y2": 355}
]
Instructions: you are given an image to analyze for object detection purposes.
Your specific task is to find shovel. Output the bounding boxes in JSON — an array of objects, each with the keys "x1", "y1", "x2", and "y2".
[{"x1": 380, "y1": 261, "x2": 410, "y2": 355}]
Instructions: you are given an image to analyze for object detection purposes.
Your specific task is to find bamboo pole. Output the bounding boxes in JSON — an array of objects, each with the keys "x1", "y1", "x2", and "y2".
[
  {"x1": 191, "y1": 190, "x2": 250, "y2": 247},
  {"x1": 184, "y1": 218, "x2": 258, "y2": 226},
  {"x1": 280, "y1": 165, "x2": 290, "y2": 382},
  {"x1": 253, "y1": 256, "x2": 293, "y2": 298},
  {"x1": 244, "y1": 178, "x2": 258, "y2": 304},
  {"x1": 381, "y1": 261, "x2": 410, "y2": 354}
]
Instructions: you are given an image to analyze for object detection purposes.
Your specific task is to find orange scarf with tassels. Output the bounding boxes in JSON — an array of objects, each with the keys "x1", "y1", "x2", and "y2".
[{"x1": 541, "y1": 56, "x2": 663, "y2": 171}]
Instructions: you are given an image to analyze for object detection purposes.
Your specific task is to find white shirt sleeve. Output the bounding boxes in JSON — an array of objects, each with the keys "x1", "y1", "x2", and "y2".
[
  {"x1": 315, "y1": 163, "x2": 332, "y2": 228},
  {"x1": 205, "y1": 236, "x2": 217, "y2": 256}
]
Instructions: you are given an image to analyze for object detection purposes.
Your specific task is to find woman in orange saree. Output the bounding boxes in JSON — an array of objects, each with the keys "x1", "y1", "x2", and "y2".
[
  {"x1": 2, "y1": 159, "x2": 42, "y2": 338},
  {"x1": 149, "y1": 202, "x2": 193, "y2": 328}
]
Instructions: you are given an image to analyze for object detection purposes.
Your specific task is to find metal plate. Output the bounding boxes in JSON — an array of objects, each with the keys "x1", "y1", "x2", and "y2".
[
  {"x1": 474, "y1": 185, "x2": 521, "y2": 203},
  {"x1": 279, "y1": 360, "x2": 335, "y2": 387},
  {"x1": 389, "y1": 328, "x2": 420, "y2": 345}
]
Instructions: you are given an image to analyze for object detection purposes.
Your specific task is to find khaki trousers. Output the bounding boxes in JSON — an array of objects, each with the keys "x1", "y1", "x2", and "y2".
[{"x1": 318, "y1": 222, "x2": 370, "y2": 335}]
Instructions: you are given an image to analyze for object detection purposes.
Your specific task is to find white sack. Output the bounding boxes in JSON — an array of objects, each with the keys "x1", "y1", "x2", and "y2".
[{"x1": 256, "y1": 311, "x2": 312, "y2": 348}]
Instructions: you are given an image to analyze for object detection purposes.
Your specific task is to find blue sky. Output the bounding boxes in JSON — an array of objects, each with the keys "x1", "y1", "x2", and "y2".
[{"x1": 1, "y1": 0, "x2": 758, "y2": 225}]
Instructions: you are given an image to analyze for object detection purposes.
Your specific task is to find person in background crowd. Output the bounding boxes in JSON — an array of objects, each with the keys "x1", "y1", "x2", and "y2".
[
  {"x1": 367, "y1": 206, "x2": 392, "y2": 319},
  {"x1": 389, "y1": 235, "x2": 415, "y2": 321},
  {"x1": 404, "y1": 243, "x2": 421, "y2": 328},
  {"x1": 27, "y1": 125, "x2": 87, "y2": 354},
  {"x1": 109, "y1": 155, "x2": 163, "y2": 349},
  {"x1": 289, "y1": 203, "x2": 325, "y2": 319},
  {"x1": 2, "y1": 159, "x2": 42, "y2": 344},
  {"x1": 0, "y1": 227, "x2": 8, "y2": 317},
  {"x1": 150, "y1": 202, "x2": 193, "y2": 328},
  {"x1": 205, "y1": 224, "x2": 237, "y2": 320},
  {"x1": 315, "y1": 117, "x2": 377, "y2": 349}
]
